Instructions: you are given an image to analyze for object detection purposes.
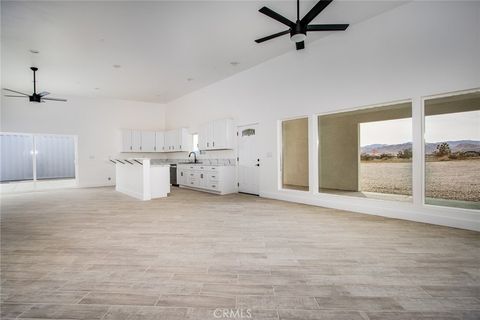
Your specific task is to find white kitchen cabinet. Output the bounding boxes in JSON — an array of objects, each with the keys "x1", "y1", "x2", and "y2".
[
  {"x1": 132, "y1": 130, "x2": 142, "y2": 152},
  {"x1": 121, "y1": 130, "x2": 133, "y2": 152},
  {"x1": 165, "y1": 128, "x2": 192, "y2": 152},
  {"x1": 155, "y1": 131, "x2": 165, "y2": 152},
  {"x1": 121, "y1": 128, "x2": 192, "y2": 153},
  {"x1": 198, "y1": 118, "x2": 234, "y2": 151},
  {"x1": 141, "y1": 131, "x2": 156, "y2": 152},
  {"x1": 177, "y1": 164, "x2": 237, "y2": 195},
  {"x1": 198, "y1": 125, "x2": 208, "y2": 150}
]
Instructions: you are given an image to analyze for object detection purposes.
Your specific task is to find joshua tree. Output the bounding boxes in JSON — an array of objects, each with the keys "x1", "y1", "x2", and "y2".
[{"x1": 436, "y1": 142, "x2": 451, "y2": 157}]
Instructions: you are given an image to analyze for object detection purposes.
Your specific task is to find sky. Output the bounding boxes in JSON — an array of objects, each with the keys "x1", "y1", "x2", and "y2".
[{"x1": 360, "y1": 110, "x2": 480, "y2": 146}]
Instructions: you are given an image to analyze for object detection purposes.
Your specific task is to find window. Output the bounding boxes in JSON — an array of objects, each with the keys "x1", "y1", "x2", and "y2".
[
  {"x1": 318, "y1": 102, "x2": 412, "y2": 202},
  {"x1": 36, "y1": 135, "x2": 76, "y2": 180},
  {"x1": 0, "y1": 133, "x2": 34, "y2": 182},
  {"x1": 281, "y1": 118, "x2": 309, "y2": 191},
  {"x1": 0, "y1": 133, "x2": 76, "y2": 183},
  {"x1": 424, "y1": 91, "x2": 480, "y2": 210}
]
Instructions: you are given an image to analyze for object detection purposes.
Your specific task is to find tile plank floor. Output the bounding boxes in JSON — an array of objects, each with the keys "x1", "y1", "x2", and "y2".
[{"x1": 1, "y1": 187, "x2": 479, "y2": 320}]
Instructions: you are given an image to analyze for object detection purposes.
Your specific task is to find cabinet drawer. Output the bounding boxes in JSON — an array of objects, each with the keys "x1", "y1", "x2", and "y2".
[
  {"x1": 207, "y1": 173, "x2": 219, "y2": 181},
  {"x1": 208, "y1": 183, "x2": 219, "y2": 191}
]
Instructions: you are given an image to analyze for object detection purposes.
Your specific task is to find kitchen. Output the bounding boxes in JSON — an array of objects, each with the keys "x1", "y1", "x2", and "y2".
[{"x1": 116, "y1": 118, "x2": 238, "y2": 200}]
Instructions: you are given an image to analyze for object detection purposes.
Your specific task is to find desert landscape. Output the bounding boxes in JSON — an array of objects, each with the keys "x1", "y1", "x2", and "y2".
[
  {"x1": 361, "y1": 159, "x2": 480, "y2": 202},
  {"x1": 360, "y1": 140, "x2": 480, "y2": 206}
]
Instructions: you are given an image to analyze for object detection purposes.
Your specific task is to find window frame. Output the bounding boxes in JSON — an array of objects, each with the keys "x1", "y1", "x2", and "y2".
[
  {"x1": 421, "y1": 88, "x2": 480, "y2": 212},
  {"x1": 278, "y1": 115, "x2": 311, "y2": 193}
]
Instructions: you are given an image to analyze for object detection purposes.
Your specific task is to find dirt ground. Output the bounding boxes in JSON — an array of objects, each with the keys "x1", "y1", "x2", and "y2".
[{"x1": 360, "y1": 159, "x2": 480, "y2": 202}]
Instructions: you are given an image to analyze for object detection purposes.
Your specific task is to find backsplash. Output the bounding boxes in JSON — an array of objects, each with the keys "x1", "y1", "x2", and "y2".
[{"x1": 151, "y1": 158, "x2": 236, "y2": 165}]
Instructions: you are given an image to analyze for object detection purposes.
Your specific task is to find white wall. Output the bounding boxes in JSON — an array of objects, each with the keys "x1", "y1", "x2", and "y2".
[
  {"x1": 1, "y1": 96, "x2": 166, "y2": 187},
  {"x1": 165, "y1": 1, "x2": 480, "y2": 231}
]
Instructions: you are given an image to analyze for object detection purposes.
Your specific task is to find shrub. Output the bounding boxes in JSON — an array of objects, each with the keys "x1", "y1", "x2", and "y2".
[{"x1": 397, "y1": 148, "x2": 412, "y2": 159}]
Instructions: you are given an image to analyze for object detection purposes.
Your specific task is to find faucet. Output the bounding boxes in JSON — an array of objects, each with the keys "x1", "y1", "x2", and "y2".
[{"x1": 188, "y1": 152, "x2": 197, "y2": 163}]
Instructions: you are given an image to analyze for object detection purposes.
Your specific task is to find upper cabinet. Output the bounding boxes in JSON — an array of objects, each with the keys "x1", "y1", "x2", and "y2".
[
  {"x1": 132, "y1": 130, "x2": 142, "y2": 152},
  {"x1": 198, "y1": 118, "x2": 234, "y2": 151},
  {"x1": 121, "y1": 128, "x2": 191, "y2": 153},
  {"x1": 141, "y1": 131, "x2": 156, "y2": 152},
  {"x1": 155, "y1": 131, "x2": 165, "y2": 152}
]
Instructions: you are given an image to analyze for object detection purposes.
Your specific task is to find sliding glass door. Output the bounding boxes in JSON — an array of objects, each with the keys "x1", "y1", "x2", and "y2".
[
  {"x1": 0, "y1": 133, "x2": 76, "y2": 183},
  {"x1": 0, "y1": 134, "x2": 34, "y2": 182}
]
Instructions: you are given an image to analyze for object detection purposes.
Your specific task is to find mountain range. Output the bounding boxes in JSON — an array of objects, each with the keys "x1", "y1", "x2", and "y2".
[{"x1": 361, "y1": 140, "x2": 480, "y2": 155}]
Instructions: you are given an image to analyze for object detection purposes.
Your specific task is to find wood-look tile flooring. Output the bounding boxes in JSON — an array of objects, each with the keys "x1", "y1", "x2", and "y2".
[{"x1": 1, "y1": 187, "x2": 479, "y2": 320}]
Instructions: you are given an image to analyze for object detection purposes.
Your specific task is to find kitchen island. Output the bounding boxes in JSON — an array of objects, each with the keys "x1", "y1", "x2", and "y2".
[{"x1": 115, "y1": 158, "x2": 170, "y2": 200}]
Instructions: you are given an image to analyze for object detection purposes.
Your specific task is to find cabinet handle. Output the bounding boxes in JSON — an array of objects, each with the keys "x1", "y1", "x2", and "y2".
[
  {"x1": 179, "y1": 145, "x2": 181, "y2": 149},
  {"x1": 207, "y1": 142, "x2": 209, "y2": 147},
  {"x1": 201, "y1": 174, "x2": 203, "y2": 178},
  {"x1": 212, "y1": 185, "x2": 216, "y2": 188},
  {"x1": 130, "y1": 146, "x2": 132, "y2": 150},
  {"x1": 140, "y1": 146, "x2": 142, "y2": 150},
  {"x1": 213, "y1": 141, "x2": 215, "y2": 147},
  {"x1": 181, "y1": 172, "x2": 183, "y2": 176},
  {"x1": 154, "y1": 146, "x2": 156, "y2": 151}
]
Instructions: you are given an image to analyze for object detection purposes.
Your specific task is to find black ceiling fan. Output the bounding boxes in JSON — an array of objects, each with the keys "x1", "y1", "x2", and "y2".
[
  {"x1": 3, "y1": 67, "x2": 67, "y2": 103},
  {"x1": 255, "y1": 0, "x2": 349, "y2": 50}
]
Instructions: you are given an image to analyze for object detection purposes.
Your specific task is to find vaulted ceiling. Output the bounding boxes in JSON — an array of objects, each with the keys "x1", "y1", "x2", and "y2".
[{"x1": 1, "y1": 1, "x2": 407, "y2": 103}]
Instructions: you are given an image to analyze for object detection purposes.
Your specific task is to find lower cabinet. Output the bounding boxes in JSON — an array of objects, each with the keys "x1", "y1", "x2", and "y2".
[{"x1": 177, "y1": 165, "x2": 237, "y2": 195}]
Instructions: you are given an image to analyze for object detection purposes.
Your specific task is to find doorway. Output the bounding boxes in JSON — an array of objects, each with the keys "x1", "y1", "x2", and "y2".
[{"x1": 237, "y1": 124, "x2": 260, "y2": 195}]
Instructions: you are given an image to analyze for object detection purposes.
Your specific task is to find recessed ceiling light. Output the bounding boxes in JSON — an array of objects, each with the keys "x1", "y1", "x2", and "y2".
[
  {"x1": 187, "y1": 78, "x2": 194, "y2": 82},
  {"x1": 113, "y1": 64, "x2": 121, "y2": 69},
  {"x1": 230, "y1": 61, "x2": 239, "y2": 66},
  {"x1": 29, "y1": 49, "x2": 39, "y2": 54}
]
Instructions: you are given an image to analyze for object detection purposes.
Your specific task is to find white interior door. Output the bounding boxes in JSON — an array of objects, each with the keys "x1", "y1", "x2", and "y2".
[{"x1": 237, "y1": 124, "x2": 260, "y2": 195}]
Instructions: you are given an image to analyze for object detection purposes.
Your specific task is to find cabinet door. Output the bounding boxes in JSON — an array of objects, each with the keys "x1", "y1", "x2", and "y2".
[
  {"x1": 155, "y1": 132, "x2": 165, "y2": 152},
  {"x1": 178, "y1": 168, "x2": 187, "y2": 185},
  {"x1": 206, "y1": 122, "x2": 214, "y2": 149},
  {"x1": 164, "y1": 131, "x2": 172, "y2": 152},
  {"x1": 167, "y1": 130, "x2": 178, "y2": 152},
  {"x1": 198, "y1": 170, "x2": 208, "y2": 188},
  {"x1": 122, "y1": 130, "x2": 133, "y2": 152},
  {"x1": 132, "y1": 130, "x2": 142, "y2": 152},
  {"x1": 213, "y1": 119, "x2": 227, "y2": 149},
  {"x1": 141, "y1": 131, "x2": 156, "y2": 152},
  {"x1": 198, "y1": 124, "x2": 207, "y2": 150}
]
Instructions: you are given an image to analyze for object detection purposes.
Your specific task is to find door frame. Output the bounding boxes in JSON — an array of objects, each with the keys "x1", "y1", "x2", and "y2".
[{"x1": 236, "y1": 122, "x2": 260, "y2": 196}]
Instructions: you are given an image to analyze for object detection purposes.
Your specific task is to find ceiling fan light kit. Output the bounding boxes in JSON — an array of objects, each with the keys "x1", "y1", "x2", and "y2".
[
  {"x1": 3, "y1": 67, "x2": 67, "y2": 103},
  {"x1": 255, "y1": 0, "x2": 349, "y2": 50}
]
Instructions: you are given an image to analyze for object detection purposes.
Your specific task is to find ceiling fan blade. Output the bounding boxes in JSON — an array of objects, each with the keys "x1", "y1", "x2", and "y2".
[
  {"x1": 296, "y1": 41, "x2": 305, "y2": 50},
  {"x1": 38, "y1": 91, "x2": 50, "y2": 97},
  {"x1": 255, "y1": 30, "x2": 290, "y2": 43},
  {"x1": 3, "y1": 95, "x2": 27, "y2": 98},
  {"x1": 259, "y1": 7, "x2": 294, "y2": 28},
  {"x1": 3, "y1": 88, "x2": 29, "y2": 96},
  {"x1": 301, "y1": 0, "x2": 333, "y2": 25},
  {"x1": 307, "y1": 24, "x2": 349, "y2": 31},
  {"x1": 42, "y1": 97, "x2": 67, "y2": 102}
]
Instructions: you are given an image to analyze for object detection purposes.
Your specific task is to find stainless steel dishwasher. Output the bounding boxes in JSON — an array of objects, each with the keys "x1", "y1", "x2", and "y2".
[{"x1": 169, "y1": 164, "x2": 178, "y2": 186}]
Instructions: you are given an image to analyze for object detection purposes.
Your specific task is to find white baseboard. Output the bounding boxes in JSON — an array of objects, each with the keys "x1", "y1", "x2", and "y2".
[{"x1": 260, "y1": 190, "x2": 480, "y2": 232}]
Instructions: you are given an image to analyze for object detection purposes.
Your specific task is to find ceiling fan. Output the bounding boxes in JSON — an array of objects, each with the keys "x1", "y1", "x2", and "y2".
[
  {"x1": 255, "y1": 0, "x2": 349, "y2": 50},
  {"x1": 3, "y1": 67, "x2": 67, "y2": 103}
]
